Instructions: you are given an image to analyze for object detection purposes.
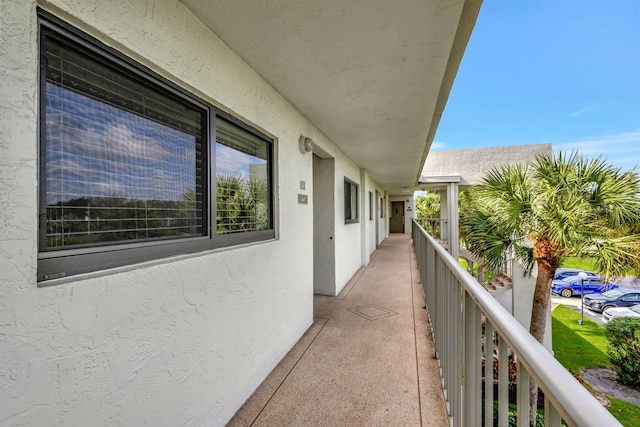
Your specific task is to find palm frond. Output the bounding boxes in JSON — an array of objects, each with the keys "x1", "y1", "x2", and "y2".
[{"x1": 465, "y1": 150, "x2": 640, "y2": 280}]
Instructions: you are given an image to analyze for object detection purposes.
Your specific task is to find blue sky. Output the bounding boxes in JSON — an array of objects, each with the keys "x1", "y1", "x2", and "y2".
[{"x1": 433, "y1": 0, "x2": 640, "y2": 172}]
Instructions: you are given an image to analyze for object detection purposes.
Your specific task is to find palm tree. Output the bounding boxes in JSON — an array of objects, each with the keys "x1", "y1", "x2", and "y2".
[
  {"x1": 462, "y1": 152, "x2": 640, "y2": 423},
  {"x1": 216, "y1": 173, "x2": 269, "y2": 234},
  {"x1": 415, "y1": 192, "x2": 441, "y2": 236}
]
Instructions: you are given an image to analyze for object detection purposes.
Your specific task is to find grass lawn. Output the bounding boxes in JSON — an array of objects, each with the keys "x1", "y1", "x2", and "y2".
[
  {"x1": 560, "y1": 257, "x2": 598, "y2": 272},
  {"x1": 608, "y1": 397, "x2": 640, "y2": 426},
  {"x1": 552, "y1": 305, "x2": 640, "y2": 425},
  {"x1": 560, "y1": 257, "x2": 638, "y2": 276},
  {"x1": 552, "y1": 306, "x2": 609, "y2": 374}
]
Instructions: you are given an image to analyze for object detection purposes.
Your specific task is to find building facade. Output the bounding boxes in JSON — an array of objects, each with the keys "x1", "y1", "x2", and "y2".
[{"x1": 0, "y1": 1, "x2": 480, "y2": 424}]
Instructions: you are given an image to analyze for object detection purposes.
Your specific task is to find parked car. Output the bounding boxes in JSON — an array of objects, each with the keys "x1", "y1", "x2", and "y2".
[
  {"x1": 584, "y1": 289, "x2": 640, "y2": 313},
  {"x1": 602, "y1": 304, "x2": 640, "y2": 322},
  {"x1": 553, "y1": 268, "x2": 597, "y2": 281},
  {"x1": 551, "y1": 275, "x2": 616, "y2": 298}
]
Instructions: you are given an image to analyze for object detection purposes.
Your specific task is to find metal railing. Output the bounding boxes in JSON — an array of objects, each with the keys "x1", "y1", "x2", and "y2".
[
  {"x1": 412, "y1": 219, "x2": 620, "y2": 427},
  {"x1": 414, "y1": 217, "x2": 448, "y2": 244}
]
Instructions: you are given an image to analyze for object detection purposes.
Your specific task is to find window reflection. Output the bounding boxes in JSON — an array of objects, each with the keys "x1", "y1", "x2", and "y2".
[
  {"x1": 45, "y1": 84, "x2": 203, "y2": 248},
  {"x1": 215, "y1": 119, "x2": 270, "y2": 234}
]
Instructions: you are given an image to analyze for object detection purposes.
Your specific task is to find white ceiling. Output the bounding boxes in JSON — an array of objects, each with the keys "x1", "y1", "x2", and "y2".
[{"x1": 182, "y1": 0, "x2": 481, "y2": 195}]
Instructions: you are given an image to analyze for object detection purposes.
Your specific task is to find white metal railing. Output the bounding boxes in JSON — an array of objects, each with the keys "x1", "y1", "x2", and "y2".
[
  {"x1": 412, "y1": 219, "x2": 620, "y2": 427},
  {"x1": 414, "y1": 217, "x2": 448, "y2": 244}
]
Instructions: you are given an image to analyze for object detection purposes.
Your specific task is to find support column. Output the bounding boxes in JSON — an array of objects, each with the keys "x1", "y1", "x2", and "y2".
[{"x1": 446, "y1": 182, "x2": 459, "y2": 260}]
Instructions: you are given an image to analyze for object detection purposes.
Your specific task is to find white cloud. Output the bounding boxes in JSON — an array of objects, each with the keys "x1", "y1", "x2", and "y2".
[
  {"x1": 553, "y1": 130, "x2": 640, "y2": 171},
  {"x1": 568, "y1": 106, "x2": 596, "y2": 117},
  {"x1": 430, "y1": 141, "x2": 447, "y2": 151}
]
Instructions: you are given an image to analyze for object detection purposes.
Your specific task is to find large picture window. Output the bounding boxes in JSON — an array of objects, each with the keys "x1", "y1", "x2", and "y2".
[{"x1": 37, "y1": 12, "x2": 274, "y2": 283}]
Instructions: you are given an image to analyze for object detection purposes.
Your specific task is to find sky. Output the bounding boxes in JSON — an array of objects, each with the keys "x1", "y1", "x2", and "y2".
[{"x1": 432, "y1": 0, "x2": 640, "y2": 172}]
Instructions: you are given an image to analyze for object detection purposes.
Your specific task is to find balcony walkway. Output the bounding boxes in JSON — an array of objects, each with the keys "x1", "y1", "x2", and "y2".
[{"x1": 228, "y1": 234, "x2": 448, "y2": 426}]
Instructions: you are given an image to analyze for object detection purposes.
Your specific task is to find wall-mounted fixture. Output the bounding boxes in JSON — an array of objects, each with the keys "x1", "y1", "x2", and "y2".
[{"x1": 299, "y1": 136, "x2": 314, "y2": 154}]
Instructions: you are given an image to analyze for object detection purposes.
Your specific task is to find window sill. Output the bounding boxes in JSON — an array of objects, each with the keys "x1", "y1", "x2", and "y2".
[{"x1": 37, "y1": 236, "x2": 278, "y2": 288}]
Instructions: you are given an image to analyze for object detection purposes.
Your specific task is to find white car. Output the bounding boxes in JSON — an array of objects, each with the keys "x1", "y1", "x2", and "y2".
[{"x1": 602, "y1": 304, "x2": 640, "y2": 322}]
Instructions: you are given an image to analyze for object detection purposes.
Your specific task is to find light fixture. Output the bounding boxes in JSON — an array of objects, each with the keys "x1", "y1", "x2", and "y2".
[{"x1": 299, "y1": 136, "x2": 314, "y2": 154}]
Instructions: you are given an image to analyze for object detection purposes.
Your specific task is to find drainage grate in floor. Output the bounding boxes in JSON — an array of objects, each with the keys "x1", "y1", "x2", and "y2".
[{"x1": 348, "y1": 304, "x2": 398, "y2": 321}]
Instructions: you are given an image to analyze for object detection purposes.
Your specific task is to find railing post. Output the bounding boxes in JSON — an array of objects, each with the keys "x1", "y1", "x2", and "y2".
[
  {"x1": 485, "y1": 322, "x2": 495, "y2": 427},
  {"x1": 410, "y1": 219, "x2": 622, "y2": 427},
  {"x1": 498, "y1": 336, "x2": 509, "y2": 427},
  {"x1": 463, "y1": 291, "x2": 479, "y2": 427},
  {"x1": 517, "y1": 362, "x2": 530, "y2": 427}
]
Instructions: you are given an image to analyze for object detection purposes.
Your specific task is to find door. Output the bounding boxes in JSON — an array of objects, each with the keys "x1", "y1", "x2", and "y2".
[
  {"x1": 313, "y1": 155, "x2": 336, "y2": 295},
  {"x1": 390, "y1": 201, "x2": 405, "y2": 233}
]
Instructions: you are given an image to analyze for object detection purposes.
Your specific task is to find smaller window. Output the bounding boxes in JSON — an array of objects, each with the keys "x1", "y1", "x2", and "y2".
[
  {"x1": 344, "y1": 178, "x2": 359, "y2": 224},
  {"x1": 380, "y1": 197, "x2": 385, "y2": 218},
  {"x1": 369, "y1": 192, "x2": 373, "y2": 221}
]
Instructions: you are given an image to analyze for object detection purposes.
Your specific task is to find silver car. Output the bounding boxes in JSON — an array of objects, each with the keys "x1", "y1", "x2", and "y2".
[{"x1": 602, "y1": 304, "x2": 640, "y2": 322}]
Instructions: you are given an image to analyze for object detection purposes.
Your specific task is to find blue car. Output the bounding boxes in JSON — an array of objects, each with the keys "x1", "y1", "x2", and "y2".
[
  {"x1": 553, "y1": 268, "x2": 598, "y2": 281},
  {"x1": 551, "y1": 275, "x2": 616, "y2": 298}
]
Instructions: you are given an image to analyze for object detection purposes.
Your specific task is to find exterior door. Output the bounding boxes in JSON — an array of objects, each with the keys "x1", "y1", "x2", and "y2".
[
  {"x1": 313, "y1": 155, "x2": 336, "y2": 295},
  {"x1": 390, "y1": 201, "x2": 405, "y2": 233}
]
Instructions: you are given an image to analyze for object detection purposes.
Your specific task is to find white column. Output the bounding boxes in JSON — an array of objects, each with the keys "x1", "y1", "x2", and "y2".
[
  {"x1": 446, "y1": 182, "x2": 459, "y2": 260},
  {"x1": 360, "y1": 168, "x2": 369, "y2": 266}
]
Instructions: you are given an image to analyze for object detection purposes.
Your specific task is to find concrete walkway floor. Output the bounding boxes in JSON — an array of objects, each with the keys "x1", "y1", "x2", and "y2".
[{"x1": 228, "y1": 234, "x2": 448, "y2": 426}]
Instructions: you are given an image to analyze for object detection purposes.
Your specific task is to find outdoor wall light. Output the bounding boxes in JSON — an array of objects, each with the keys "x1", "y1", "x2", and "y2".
[{"x1": 299, "y1": 136, "x2": 314, "y2": 154}]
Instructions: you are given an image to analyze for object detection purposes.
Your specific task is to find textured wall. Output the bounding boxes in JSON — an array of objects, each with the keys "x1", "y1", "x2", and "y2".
[
  {"x1": 359, "y1": 170, "x2": 385, "y2": 266},
  {"x1": 334, "y1": 150, "x2": 365, "y2": 295},
  {"x1": 421, "y1": 143, "x2": 553, "y2": 185},
  {"x1": 0, "y1": 0, "x2": 375, "y2": 425}
]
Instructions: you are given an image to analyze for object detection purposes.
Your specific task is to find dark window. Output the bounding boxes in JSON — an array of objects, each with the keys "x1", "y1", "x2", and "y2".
[
  {"x1": 41, "y1": 28, "x2": 206, "y2": 250},
  {"x1": 380, "y1": 197, "x2": 385, "y2": 218},
  {"x1": 344, "y1": 178, "x2": 359, "y2": 224},
  {"x1": 369, "y1": 191, "x2": 373, "y2": 221},
  {"x1": 37, "y1": 12, "x2": 274, "y2": 283},
  {"x1": 215, "y1": 117, "x2": 271, "y2": 237}
]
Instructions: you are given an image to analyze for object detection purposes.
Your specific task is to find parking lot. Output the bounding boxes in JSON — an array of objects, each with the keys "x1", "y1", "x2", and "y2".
[
  {"x1": 551, "y1": 276, "x2": 640, "y2": 326},
  {"x1": 551, "y1": 294, "x2": 605, "y2": 325}
]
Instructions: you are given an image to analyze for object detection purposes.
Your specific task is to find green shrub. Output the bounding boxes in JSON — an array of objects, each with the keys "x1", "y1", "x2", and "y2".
[{"x1": 605, "y1": 317, "x2": 640, "y2": 388}]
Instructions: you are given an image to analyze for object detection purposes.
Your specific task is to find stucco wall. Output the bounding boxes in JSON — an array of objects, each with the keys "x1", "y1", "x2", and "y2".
[
  {"x1": 334, "y1": 151, "x2": 364, "y2": 295},
  {"x1": 0, "y1": 1, "x2": 380, "y2": 425},
  {"x1": 421, "y1": 143, "x2": 553, "y2": 186},
  {"x1": 361, "y1": 172, "x2": 385, "y2": 264}
]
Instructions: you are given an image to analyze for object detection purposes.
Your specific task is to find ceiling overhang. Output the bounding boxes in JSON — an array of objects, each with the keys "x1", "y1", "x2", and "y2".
[{"x1": 182, "y1": 0, "x2": 481, "y2": 195}]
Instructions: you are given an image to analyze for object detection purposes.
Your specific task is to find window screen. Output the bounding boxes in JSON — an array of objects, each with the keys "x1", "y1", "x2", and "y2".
[
  {"x1": 215, "y1": 118, "x2": 271, "y2": 235},
  {"x1": 41, "y1": 27, "x2": 206, "y2": 251}
]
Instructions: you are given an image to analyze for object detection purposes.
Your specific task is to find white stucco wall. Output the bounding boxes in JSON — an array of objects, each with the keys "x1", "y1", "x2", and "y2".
[
  {"x1": 0, "y1": 1, "x2": 384, "y2": 425},
  {"x1": 381, "y1": 193, "x2": 389, "y2": 241},
  {"x1": 334, "y1": 152, "x2": 364, "y2": 295},
  {"x1": 421, "y1": 143, "x2": 553, "y2": 186},
  {"x1": 511, "y1": 264, "x2": 553, "y2": 351},
  {"x1": 361, "y1": 173, "x2": 385, "y2": 263}
]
